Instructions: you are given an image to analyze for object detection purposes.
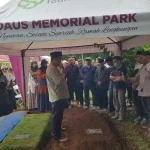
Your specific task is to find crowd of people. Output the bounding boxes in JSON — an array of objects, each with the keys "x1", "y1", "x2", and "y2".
[
  {"x1": 27, "y1": 50, "x2": 150, "y2": 141},
  {"x1": 0, "y1": 49, "x2": 149, "y2": 142},
  {"x1": 0, "y1": 66, "x2": 16, "y2": 116},
  {"x1": 28, "y1": 59, "x2": 51, "y2": 112}
]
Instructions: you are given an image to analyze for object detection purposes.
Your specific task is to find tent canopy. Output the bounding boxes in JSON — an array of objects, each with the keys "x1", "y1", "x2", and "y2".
[
  {"x1": 1, "y1": 0, "x2": 150, "y2": 104},
  {"x1": 0, "y1": 0, "x2": 150, "y2": 56}
]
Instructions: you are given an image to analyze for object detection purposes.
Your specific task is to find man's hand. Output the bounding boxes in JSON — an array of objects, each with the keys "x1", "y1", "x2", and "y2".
[
  {"x1": 132, "y1": 82, "x2": 139, "y2": 89},
  {"x1": 97, "y1": 81, "x2": 102, "y2": 86},
  {"x1": 113, "y1": 76, "x2": 122, "y2": 82},
  {"x1": 121, "y1": 76, "x2": 125, "y2": 82},
  {"x1": 110, "y1": 76, "x2": 117, "y2": 81},
  {"x1": 80, "y1": 80, "x2": 84, "y2": 83}
]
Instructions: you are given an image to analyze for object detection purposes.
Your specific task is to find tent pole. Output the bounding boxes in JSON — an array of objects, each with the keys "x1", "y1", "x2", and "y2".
[
  {"x1": 118, "y1": 42, "x2": 122, "y2": 57},
  {"x1": 82, "y1": 54, "x2": 84, "y2": 62},
  {"x1": 21, "y1": 50, "x2": 27, "y2": 107},
  {"x1": 20, "y1": 42, "x2": 33, "y2": 107}
]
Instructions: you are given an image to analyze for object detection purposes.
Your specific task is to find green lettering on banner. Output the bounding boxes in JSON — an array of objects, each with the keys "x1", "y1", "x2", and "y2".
[{"x1": 18, "y1": 0, "x2": 44, "y2": 9}]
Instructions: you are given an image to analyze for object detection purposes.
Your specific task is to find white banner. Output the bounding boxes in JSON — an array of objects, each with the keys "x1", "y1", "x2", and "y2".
[{"x1": 0, "y1": 0, "x2": 150, "y2": 43}]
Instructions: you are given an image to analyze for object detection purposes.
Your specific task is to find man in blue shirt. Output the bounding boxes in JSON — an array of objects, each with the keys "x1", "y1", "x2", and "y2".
[
  {"x1": 65, "y1": 56, "x2": 79, "y2": 107},
  {"x1": 110, "y1": 56, "x2": 127, "y2": 121},
  {"x1": 82, "y1": 57, "x2": 97, "y2": 109}
]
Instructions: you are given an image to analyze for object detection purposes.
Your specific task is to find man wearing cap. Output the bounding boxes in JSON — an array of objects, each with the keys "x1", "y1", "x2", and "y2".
[
  {"x1": 46, "y1": 51, "x2": 69, "y2": 142},
  {"x1": 129, "y1": 51, "x2": 150, "y2": 135},
  {"x1": 82, "y1": 57, "x2": 97, "y2": 109},
  {"x1": 65, "y1": 56, "x2": 79, "y2": 107},
  {"x1": 110, "y1": 56, "x2": 128, "y2": 121},
  {"x1": 105, "y1": 56, "x2": 115, "y2": 114},
  {"x1": 94, "y1": 58, "x2": 109, "y2": 110}
]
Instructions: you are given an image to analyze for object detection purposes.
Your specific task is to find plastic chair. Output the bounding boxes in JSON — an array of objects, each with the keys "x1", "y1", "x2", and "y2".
[{"x1": 13, "y1": 85, "x2": 23, "y2": 107}]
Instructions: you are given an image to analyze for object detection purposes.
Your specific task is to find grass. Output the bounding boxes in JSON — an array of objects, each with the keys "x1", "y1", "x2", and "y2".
[
  {"x1": 112, "y1": 111, "x2": 150, "y2": 150},
  {"x1": 0, "y1": 113, "x2": 51, "y2": 150}
]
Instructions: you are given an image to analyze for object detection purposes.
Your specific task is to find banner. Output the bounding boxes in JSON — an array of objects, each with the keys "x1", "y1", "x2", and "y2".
[
  {"x1": 0, "y1": 0, "x2": 150, "y2": 43},
  {"x1": 9, "y1": 56, "x2": 23, "y2": 99}
]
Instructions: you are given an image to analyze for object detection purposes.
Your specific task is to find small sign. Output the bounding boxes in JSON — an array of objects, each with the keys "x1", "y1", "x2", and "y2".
[
  {"x1": 86, "y1": 129, "x2": 103, "y2": 135},
  {"x1": 13, "y1": 134, "x2": 31, "y2": 140}
]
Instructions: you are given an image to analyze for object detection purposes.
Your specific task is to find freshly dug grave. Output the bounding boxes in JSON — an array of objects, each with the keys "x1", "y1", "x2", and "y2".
[{"x1": 46, "y1": 108, "x2": 130, "y2": 150}]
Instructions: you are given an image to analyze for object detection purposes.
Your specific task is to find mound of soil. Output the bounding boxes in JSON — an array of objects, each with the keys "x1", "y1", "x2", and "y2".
[{"x1": 46, "y1": 108, "x2": 129, "y2": 150}]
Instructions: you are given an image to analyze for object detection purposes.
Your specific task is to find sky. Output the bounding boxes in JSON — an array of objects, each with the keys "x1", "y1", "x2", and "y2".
[{"x1": 0, "y1": 0, "x2": 11, "y2": 7}]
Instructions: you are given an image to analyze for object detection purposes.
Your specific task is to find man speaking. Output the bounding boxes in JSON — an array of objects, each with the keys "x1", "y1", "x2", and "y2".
[{"x1": 46, "y1": 51, "x2": 69, "y2": 142}]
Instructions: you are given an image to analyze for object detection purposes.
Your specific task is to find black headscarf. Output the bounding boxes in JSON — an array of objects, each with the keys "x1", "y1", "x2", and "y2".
[
  {"x1": 40, "y1": 59, "x2": 48, "y2": 74},
  {"x1": 0, "y1": 69, "x2": 7, "y2": 86},
  {"x1": 0, "y1": 69, "x2": 3, "y2": 77},
  {"x1": 31, "y1": 61, "x2": 38, "y2": 72}
]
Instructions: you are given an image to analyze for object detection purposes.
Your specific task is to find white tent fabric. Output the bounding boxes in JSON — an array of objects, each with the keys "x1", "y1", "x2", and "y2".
[
  {"x1": 0, "y1": 0, "x2": 150, "y2": 104},
  {"x1": 0, "y1": 0, "x2": 150, "y2": 52}
]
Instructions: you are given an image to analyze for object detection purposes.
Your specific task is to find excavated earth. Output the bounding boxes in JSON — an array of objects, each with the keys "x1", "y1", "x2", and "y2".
[{"x1": 46, "y1": 107, "x2": 130, "y2": 150}]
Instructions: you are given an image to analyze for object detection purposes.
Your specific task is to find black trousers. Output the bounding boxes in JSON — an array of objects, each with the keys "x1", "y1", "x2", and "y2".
[
  {"x1": 84, "y1": 81, "x2": 96, "y2": 107},
  {"x1": 76, "y1": 82, "x2": 84, "y2": 105},
  {"x1": 127, "y1": 85, "x2": 133, "y2": 105},
  {"x1": 142, "y1": 97, "x2": 150, "y2": 126},
  {"x1": 52, "y1": 99, "x2": 68, "y2": 140},
  {"x1": 96, "y1": 88, "x2": 108, "y2": 109},
  {"x1": 67, "y1": 83, "x2": 78, "y2": 105},
  {"x1": 133, "y1": 89, "x2": 145, "y2": 118},
  {"x1": 108, "y1": 88, "x2": 115, "y2": 113}
]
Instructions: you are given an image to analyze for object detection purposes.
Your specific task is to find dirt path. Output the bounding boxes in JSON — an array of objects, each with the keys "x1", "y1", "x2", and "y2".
[{"x1": 46, "y1": 107, "x2": 129, "y2": 150}]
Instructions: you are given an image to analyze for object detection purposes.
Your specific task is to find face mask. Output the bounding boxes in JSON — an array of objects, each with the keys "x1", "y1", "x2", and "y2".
[{"x1": 114, "y1": 63, "x2": 120, "y2": 68}]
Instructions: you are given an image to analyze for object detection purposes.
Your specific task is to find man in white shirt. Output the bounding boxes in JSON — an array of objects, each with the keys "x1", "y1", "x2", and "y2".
[
  {"x1": 46, "y1": 51, "x2": 69, "y2": 142},
  {"x1": 132, "y1": 51, "x2": 146, "y2": 125},
  {"x1": 129, "y1": 51, "x2": 150, "y2": 135}
]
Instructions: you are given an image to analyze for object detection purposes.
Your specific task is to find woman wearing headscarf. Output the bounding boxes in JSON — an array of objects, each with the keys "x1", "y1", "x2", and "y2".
[
  {"x1": 37, "y1": 59, "x2": 51, "y2": 112},
  {"x1": 1, "y1": 66, "x2": 16, "y2": 111},
  {"x1": 28, "y1": 61, "x2": 38, "y2": 110},
  {"x1": 0, "y1": 69, "x2": 12, "y2": 116},
  {"x1": 9, "y1": 68, "x2": 16, "y2": 83}
]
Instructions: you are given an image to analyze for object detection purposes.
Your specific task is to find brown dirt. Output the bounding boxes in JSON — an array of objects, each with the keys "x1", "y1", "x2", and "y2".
[{"x1": 46, "y1": 108, "x2": 130, "y2": 150}]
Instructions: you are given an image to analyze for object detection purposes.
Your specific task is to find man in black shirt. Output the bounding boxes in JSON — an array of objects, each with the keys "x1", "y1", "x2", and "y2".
[
  {"x1": 94, "y1": 58, "x2": 109, "y2": 110},
  {"x1": 65, "y1": 56, "x2": 79, "y2": 107},
  {"x1": 76, "y1": 59, "x2": 84, "y2": 106}
]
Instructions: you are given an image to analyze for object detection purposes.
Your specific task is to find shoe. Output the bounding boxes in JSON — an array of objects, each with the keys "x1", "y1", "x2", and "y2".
[
  {"x1": 69, "y1": 105, "x2": 72, "y2": 108},
  {"x1": 112, "y1": 113, "x2": 119, "y2": 120},
  {"x1": 96, "y1": 106, "x2": 101, "y2": 110},
  {"x1": 141, "y1": 118, "x2": 147, "y2": 125},
  {"x1": 77, "y1": 104, "x2": 80, "y2": 107},
  {"x1": 55, "y1": 137, "x2": 68, "y2": 142},
  {"x1": 142, "y1": 125, "x2": 149, "y2": 129},
  {"x1": 59, "y1": 137, "x2": 68, "y2": 142},
  {"x1": 118, "y1": 115, "x2": 124, "y2": 121},
  {"x1": 134, "y1": 117, "x2": 142, "y2": 123},
  {"x1": 92, "y1": 106, "x2": 97, "y2": 110},
  {"x1": 84, "y1": 106, "x2": 89, "y2": 110},
  {"x1": 61, "y1": 127, "x2": 66, "y2": 131},
  {"x1": 103, "y1": 109, "x2": 107, "y2": 112}
]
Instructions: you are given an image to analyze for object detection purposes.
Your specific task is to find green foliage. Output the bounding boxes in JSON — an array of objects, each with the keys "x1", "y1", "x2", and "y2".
[
  {"x1": 122, "y1": 44, "x2": 150, "y2": 77},
  {"x1": 62, "y1": 45, "x2": 114, "y2": 62},
  {"x1": 62, "y1": 44, "x2": 150, "y2": 74}
]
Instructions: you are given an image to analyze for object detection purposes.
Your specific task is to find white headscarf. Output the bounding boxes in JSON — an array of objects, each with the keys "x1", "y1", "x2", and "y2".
[{"x1": 37, "y1": 61, "x2": 41, "y2": 68}]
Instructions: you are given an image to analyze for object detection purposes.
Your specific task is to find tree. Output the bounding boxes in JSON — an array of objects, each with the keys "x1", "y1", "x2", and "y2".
[{"x1": 122, "y1": 44, "x2": 150, "y2": 77}]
